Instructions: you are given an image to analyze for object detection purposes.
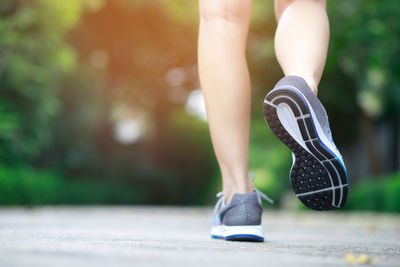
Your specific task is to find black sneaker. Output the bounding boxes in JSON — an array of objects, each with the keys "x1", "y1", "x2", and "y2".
[{"x1": 263, "y1": 76, "x2": 348, "y2": 210}]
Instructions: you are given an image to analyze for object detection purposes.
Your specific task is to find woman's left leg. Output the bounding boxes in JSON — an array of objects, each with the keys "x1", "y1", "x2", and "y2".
[{"x1": 198, "y1": 0, "x2": 254, "y2": 204}]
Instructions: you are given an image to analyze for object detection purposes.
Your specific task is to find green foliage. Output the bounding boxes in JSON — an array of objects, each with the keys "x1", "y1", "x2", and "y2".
[
  {"x1": 327, "y1": 0, "x2": 400, "y2": 119},
  {"x1": 0, "y1": 0, "x2": 101, "y2": 163},
  {"x1": 345, "y1": 172, "x2": 400, "y2": 212},
  {"x1": 249, "y1": 120, "x2": 292, "y2": 207},
  {"x1": 0, "y1": 165, "x2": 146, "y2": 205},
  {"x1": 164, "y1": 110, "x2": 218, "y2": 204},
  {"x1": 0, "y1": 165, "x2": 60, "y2": 204}
]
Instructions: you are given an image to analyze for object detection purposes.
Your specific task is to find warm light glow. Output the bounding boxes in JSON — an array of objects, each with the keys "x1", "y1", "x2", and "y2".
[
  {"x1": 113, "y1": 118, "x2": 142, "y2": 144},
  {"x1": 185, "y1": 89, "x2": 207, "y2": 121},
  {"x1": 165, "y1": 67, "x2": 186, "y2": 87}
]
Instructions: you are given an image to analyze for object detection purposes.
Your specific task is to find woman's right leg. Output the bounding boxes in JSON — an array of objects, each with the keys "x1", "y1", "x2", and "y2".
[
  {"x1": 274, "y1": 0, "x2": 329, "y2": 95},
  {"x1": 198, "y1": 0, "x2": 253, "y2": 203},
  {"x1": 264, "y1": 0, "x2": 348, "y2": 210}
]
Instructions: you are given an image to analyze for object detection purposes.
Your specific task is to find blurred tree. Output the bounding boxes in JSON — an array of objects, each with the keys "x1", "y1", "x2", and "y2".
[
  {"x1": 38, "y1": 0, "x2": 217, "y2": 204},
  {"x1": 0, "y1": 0, "x2": 103, "y2": 164},
  {"x1": 325, "y1": 0, "x2": 400, "y2": 174}
]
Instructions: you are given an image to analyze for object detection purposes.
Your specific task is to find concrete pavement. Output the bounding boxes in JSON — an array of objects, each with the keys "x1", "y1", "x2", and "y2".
[{"x1": 0, "y1": 207, "x2": 399, "y2": 266}]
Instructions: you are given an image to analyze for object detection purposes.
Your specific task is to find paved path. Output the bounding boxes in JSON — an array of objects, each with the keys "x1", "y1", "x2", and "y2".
[{"x1": 0, "y1": 207, "x2": 399, "y2": 266}]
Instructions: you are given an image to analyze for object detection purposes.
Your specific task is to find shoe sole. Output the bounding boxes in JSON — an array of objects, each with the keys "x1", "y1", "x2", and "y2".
[
  {"x1": 211, "y1": 225, "x2": 264, "y2": 242},
  {"x1": 263, "y1": 86, "x2": 348, "y2": 210}
]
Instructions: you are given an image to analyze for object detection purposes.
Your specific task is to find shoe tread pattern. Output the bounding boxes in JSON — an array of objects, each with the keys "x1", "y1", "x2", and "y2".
[{"x1": 263, "y1": 89, "x2": 348, "y2": 210}]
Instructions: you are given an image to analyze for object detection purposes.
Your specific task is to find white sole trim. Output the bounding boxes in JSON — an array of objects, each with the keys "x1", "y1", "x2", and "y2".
[{"x1": 211, "y1": 225, "x2": 264, "y2": 240}]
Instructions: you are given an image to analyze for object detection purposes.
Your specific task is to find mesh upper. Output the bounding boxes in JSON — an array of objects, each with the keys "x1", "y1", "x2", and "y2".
[{"x1": 220, "y1": 192, "x2": 262, "y2": 226}]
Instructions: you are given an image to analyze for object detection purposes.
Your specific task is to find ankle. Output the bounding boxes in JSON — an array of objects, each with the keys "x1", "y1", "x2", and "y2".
[
  {"x1": 309, "y1": 84, "x2": 318, "y2": 96},
  {"x1": 302, "y1": 76, "x2": 319, "y2": 96},
  {"x1": 222, "y1": 176, "x2": 253, "y2": 204},
  {"x1": 285, "y1": 73, "x2": 319, "y2": 95}
]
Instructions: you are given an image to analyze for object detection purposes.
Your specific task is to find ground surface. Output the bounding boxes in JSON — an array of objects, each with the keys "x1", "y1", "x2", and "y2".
[{"x1": 0, "y1": 207, "x2": 399, "y2": 267}]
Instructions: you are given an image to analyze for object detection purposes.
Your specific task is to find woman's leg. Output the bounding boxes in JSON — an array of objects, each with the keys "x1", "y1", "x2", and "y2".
[
  {"x1": 266, "y1": 0, "x2": 349, "y2": 210},
  {"x1": 198, "y1": 0, "x2": 253, "y2": 203},
  {"x1": 274, "y1": 0, "x2": 329, "y2": 94}
]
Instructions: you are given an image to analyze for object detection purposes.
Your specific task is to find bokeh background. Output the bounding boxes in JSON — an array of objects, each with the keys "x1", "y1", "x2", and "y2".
[{"x1": 0, "y1": 0, "x2": 399, "y2": 211}]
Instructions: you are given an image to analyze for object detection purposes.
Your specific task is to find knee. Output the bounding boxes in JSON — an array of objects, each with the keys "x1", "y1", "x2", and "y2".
[{"x1": 199, "y1": 0, "x2": 252, "y2": 23}]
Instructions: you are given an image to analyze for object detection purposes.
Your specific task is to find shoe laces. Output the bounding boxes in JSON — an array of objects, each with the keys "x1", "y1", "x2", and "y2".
[
  {"x1": 213, "y1": 191, "x2": 226, "y2": 215},
  {"x1": 213, "y1": 173, "x2": 274, "y2": 215}
]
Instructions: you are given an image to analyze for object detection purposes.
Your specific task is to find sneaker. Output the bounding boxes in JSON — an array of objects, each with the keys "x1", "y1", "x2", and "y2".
[
  {"x1": 210, "y1": 187, "x2": 273, "y2": 242},
  {"x1": 263, "y1": 76, "x2": 348, "y2": 210}
]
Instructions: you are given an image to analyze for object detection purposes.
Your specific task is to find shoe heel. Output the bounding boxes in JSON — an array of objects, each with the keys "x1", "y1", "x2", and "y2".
[{"x1": 223, "y1": 225, "x2": 264, "y2": 242}]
